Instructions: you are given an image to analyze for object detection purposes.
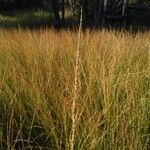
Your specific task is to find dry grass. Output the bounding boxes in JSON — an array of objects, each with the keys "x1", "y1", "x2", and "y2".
[{"x1": 0, "y1": 29, "x2": 150, "y2": 150}]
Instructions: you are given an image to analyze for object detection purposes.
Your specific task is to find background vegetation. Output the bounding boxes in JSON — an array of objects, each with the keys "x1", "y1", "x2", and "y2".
[{"x1": 0, "y1": 0, "x2": 150, "y2": 29}]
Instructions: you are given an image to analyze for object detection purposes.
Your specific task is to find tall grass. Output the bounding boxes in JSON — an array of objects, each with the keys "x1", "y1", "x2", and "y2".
[{"x1": 0, "y1": 29, "x2": 150, "y2": 149}]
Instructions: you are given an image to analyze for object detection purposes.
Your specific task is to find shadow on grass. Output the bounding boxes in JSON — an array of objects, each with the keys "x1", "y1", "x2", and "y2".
[
  {"x1": 0, "y1": 8, "x2": 53, "y2": 29},
  {"x1": 0, "y1": 8, "x2": 78, "y2": 30}
]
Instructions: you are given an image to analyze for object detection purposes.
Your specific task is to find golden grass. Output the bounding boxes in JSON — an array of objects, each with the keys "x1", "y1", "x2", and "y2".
[{"x1": 0, "y1": 29, "x2": 150, "y2": 150}]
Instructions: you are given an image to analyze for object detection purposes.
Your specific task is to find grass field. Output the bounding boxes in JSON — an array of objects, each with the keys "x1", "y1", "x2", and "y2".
[{"x1": 0, "y1": 29, "x2": 150, "y2": 149}]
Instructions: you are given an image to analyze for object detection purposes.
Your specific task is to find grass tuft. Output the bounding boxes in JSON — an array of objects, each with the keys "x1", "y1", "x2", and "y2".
[{"x1": 0, "y1": 28, "x2": 150, "y2": 149}]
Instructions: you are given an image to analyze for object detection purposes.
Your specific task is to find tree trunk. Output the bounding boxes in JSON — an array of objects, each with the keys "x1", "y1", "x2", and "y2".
[
  {"x1": 52, "y1": 0, "x2": 61, "y2": 28},
  {"x1": 61, "y1": 0, "x2": 65, "y2": 24},
  {"x1": 82, "y1": 0, "x2": 89, "y2": 27},
  {"x1": 122, "y1": 0, "x2": 128, "y2": 16},
  {"x1": 102, "y1": 0, "x2": 108, "y2": 26},
  {"x1": 104, "y1": 0, "x2": 108, "y2": 13}
]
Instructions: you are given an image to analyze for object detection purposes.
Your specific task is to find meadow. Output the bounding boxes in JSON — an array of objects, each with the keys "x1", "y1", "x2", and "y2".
[{"x1": 0, "y1": 28, "x2": 150, "y2": 149}]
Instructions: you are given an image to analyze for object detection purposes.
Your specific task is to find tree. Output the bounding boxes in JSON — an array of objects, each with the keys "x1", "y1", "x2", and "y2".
[
  {"x1": 61, "y1": 0, "x2": 65, "y2": 24},
  {"x1": 52, "y1": 0, "x2": 61, "y2": 28}
]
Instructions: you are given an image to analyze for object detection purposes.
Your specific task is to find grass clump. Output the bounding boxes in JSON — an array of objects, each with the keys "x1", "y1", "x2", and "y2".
[{"x1": 0, "y1": 29, "x2": 150, "y2": 149}]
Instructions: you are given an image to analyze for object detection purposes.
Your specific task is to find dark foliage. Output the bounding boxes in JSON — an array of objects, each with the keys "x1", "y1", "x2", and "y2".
[{"x1": 0, "y1": 0, "x2": 149, "y2": 29}]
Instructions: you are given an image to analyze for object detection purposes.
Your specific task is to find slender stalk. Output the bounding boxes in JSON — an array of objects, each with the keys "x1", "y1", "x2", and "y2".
[{"x1": 70, "y1": 8, "x2": 83, "y2": 150}]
